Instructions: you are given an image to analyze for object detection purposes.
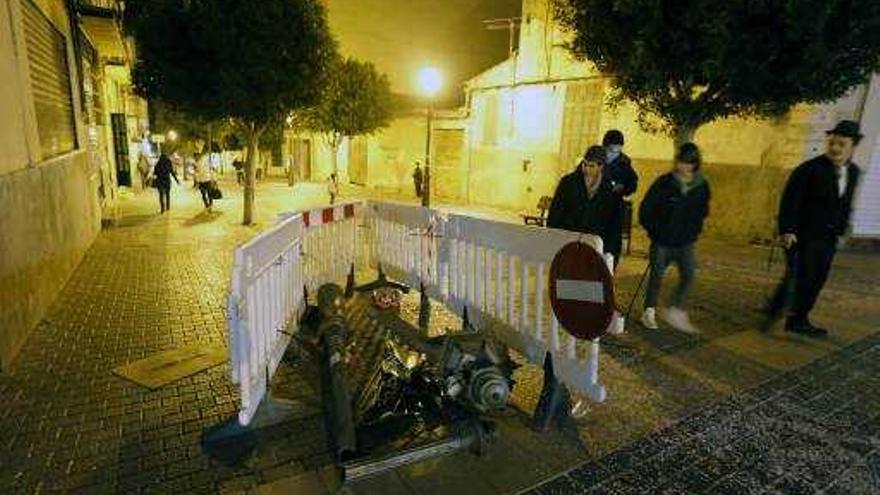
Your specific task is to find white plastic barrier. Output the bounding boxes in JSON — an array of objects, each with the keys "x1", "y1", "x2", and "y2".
[
  {"x1": 369, "y1": 202, "x2": 615, "y2": 402},
  {"x1": 228, "y1": 201, "x2": 614, "y2": 425},
  {"x1": 227, "y1": 202, "x2": 364, "y2": 425}
]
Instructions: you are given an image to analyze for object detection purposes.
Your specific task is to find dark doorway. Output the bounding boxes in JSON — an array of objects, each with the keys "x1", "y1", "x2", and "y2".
[{"x1": 111, "y1": 113, "x2": 131, "y2": 187}]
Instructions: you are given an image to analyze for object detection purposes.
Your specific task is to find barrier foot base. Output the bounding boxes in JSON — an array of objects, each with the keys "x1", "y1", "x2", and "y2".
[{"x1": 531, "y1": 352, "x2": 573, "y2": 433}]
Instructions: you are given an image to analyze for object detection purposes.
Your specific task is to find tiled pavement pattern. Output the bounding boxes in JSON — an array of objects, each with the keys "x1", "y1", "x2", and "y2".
[
  {"x1": 0, "y1": 182, "x2": 334, "y2": 494},
  {"x1": 522, "y1": 332, "x2": 880, "y2": 495},
  {"x1": 1, "y1": 176, "x2": 879, "y2": 495}
]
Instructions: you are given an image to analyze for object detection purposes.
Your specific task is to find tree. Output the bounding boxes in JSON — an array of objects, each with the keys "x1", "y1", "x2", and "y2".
[
  {"x1": 309, "y1": 58, "x2": 394, "y2": 177},
  {"x1": 151, "y1": 101, "x2": 230, "y2": 155},
  {"x1": 126, "y1": 0, "x2": 336, "y2": 224},
  {"x1": 555, "y1": 0, "x2": 880, "y2": 147}
]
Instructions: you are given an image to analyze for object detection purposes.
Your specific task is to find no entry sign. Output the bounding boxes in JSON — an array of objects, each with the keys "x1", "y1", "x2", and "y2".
[{"x1": 549, "y1": 242, "x2": 615, "y2": 340}]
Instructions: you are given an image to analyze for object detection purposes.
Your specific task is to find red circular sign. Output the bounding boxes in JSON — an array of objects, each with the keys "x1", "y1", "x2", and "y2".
[{"x1": 549, "y1": 242, "x2": 615, "y2": 340}]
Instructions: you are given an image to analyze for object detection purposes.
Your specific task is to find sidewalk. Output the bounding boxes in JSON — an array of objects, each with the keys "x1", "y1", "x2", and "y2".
[{"x1": 0, "y1": 177, "x2": 878, "y2": 494}]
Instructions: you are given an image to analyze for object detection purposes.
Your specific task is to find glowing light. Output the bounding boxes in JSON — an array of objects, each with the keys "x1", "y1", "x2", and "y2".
[
  {"x1": 417, "y1": 66, "x2": 443, "y2": 98},
  {"x1": 167, "y1": 130, "x2": 178, "y2": 141}
]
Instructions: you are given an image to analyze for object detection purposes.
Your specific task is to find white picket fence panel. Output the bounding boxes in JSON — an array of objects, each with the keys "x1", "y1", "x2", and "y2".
[
  {"x1": 227, "y1": 202, "x2": 364, "y2": 426},
  {"x1": 228, "y1": 200, "x2": 615, "y2": 426},
  {"x1": 369, "y1": 202, "x2": 617, "y2": 403}
]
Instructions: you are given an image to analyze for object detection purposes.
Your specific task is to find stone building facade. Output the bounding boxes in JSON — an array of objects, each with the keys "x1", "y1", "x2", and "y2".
[
  {"x1": 0, "y1": 0, "x2": 147, "y2": 369},
  {"x1": 283, "y1": 0, "x2": 879, "y2": 241}
]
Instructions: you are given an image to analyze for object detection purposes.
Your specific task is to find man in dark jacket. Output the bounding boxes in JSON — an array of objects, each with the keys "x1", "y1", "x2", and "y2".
[
  {"x1": 547, "y1": 145, "x2": 617, "y2": 251},
  {"x1": 763, "y1": 120, "x2": 863, "y2": 336},
  {"x1": 602, "y1": 130, "x2": 639, "y2": 268},
  {"x1": 413, "y1": 161, "x2": 424, "y2": 198},
  {"x1": 639, "y1": 143, "x2": 710, "y2": 334},
  {"x1": 153, "y1": 153, "x2": 180, "y2": 213}
]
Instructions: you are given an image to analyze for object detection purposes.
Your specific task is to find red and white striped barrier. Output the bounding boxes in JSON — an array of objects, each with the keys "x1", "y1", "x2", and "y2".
[{"x1": 302, "y1": 203, "x2": 357, "y2": 228}]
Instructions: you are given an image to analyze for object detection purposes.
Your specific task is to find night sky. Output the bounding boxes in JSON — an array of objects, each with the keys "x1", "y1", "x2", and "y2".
[{"x1": 323, "y1": 0, "x2": 522, "y2": 104}]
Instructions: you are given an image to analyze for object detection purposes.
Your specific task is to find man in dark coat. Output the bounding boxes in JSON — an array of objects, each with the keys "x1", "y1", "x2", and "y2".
[
  {"x1": 547, "y1": 145, "x2": 617, "y2": 250},
  {"x1": 763, "y1": 120, "x2": 863, "y2": 336},
  {"x1": 153, "y1": 153, "x2": 180, "y2": 213},
  {"x1": 602, "y1": 130, "x2": 639, "y2": 268},
  {"x1": 413, "y1": 161, "x2": 424, "y2": 198},
  {"x1": 638, "y1": 143, "x2": 711, "y2": 334}
]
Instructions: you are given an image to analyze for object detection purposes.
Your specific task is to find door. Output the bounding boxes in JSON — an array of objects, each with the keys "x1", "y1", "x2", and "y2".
[
  {"x1": 294, "y1": 138, "x2": 312, "y2": 181},
  {"x1": 349, "y1": 137, "x2": 368, "y2": 185},
  {"x1": 111, "y1": 113, "x2": 131, "y2": 186}
]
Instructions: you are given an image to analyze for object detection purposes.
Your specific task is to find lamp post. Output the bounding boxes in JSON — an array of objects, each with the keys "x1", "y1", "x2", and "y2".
[{"x1": 417, "y1": 67, "x2": 442, "y2": 207}]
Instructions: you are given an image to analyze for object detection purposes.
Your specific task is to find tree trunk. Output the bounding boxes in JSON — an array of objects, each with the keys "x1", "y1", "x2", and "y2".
[
  {"x1": 330, "y1": 133, "x2": 340, "y2": 177},
  {"x1": 287, "y1": 146, "x2": 296, "y2": 187},
  {"x1": 243, "y1": 128, "x2": 260, "y2": 225},
  {"x1": 673, "y1": 125, "x2": 697, "y2": 153}
]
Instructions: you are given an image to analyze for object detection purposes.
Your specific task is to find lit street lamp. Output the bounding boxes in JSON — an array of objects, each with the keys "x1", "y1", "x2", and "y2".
[{"x1": 417, "y1": 66, "x2": 442, "y2": 207}]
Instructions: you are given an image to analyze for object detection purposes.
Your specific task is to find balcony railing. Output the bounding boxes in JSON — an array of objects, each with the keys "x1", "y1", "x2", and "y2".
[{"x1": 74, "y1": 0, "x2": 122, "y2": 18}]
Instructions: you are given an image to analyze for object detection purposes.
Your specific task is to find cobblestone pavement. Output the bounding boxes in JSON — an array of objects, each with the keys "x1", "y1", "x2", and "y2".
[
  {"x1": 522, "y1": 332, "x2": 880, "y2": 495},
  {"x1": 1, "y1": 176, "x2": 878, "y2": 495}
]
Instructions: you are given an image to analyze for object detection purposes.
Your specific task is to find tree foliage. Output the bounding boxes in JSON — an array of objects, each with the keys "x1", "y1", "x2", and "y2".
[
  {"x1": 309, "y1": 58, "x2": 394, "y2": 172},
  {"x1": 126, "y1": 0, "x2": 336, "y2": 223},
  {"x1": 555, "y1": 0, "x2": 880, "y2": 143}
]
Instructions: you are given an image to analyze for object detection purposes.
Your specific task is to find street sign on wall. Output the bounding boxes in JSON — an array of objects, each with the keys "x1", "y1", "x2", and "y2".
[{"x1": 549, "y1": 241, "x2": 615, "y2": 340}]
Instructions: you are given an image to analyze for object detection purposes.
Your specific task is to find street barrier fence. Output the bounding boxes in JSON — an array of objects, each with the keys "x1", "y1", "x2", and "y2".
[{"x1": 227, "y1": 201, "x2": 618, "y2": 426}]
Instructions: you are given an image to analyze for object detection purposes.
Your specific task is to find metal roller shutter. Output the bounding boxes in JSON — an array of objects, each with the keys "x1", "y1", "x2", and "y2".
[{"x1": 21, "y1": 0, "x2": 77, "y2": 160}]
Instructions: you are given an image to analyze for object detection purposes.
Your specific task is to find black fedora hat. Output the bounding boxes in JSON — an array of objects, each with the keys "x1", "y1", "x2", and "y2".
[{"x1": 826, "y1": 120, "x2": 864, "y2": 140}]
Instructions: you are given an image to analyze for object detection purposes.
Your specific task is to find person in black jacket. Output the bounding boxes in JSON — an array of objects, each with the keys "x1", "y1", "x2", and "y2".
[
  {"x1": 153, "y1": 153, "x2": 180, "y2": 213},
  {"x1": 762, "y1": 120, "x2": 863, "y2": 336},
  {"x1": 602, "y1": 130, "x2": 639, "y2": 268},
  {"x1": 547, "y1": 145, "x2": 617, "y2": 252},
  {"x1": 638, "y1": 143, "x2": 710, "y2": 334}
]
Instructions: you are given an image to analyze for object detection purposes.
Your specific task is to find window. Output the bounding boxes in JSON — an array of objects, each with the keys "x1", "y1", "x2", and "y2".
[
  {"x1": 22, "y1": 0, "x2": 77, "y2": 159},
  {"x1": 482, "y1": 93, "x2": 499, "y2": 146}
]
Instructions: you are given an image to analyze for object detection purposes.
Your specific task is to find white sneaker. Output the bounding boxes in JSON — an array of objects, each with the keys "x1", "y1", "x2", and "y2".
[
  {"x1": 571, "y1": 399, "x2": 590, "y2": 419},
  {"x1": 608, "y1": 311, "x2": 625, "y2": 335},
  {"x1": 663, "y1": 307, "x2": 700, "y2": 334},
  {"x1": 641, "y1": 308, "x2": 659, "y2": 329}
]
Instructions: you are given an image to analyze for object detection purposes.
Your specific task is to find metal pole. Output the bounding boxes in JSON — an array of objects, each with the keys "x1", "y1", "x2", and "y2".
[{"x1": 422, "y1": 101, "x2": 433, "y2": 207}]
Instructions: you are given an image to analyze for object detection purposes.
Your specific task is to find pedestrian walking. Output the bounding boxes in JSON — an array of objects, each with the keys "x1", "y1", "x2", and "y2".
[
  {"x1": 761, "y1": 120, "x2": 863, "y2": 336},
  {"x1": 328, "y1": 173, "x2": 339, "y2": 205},
  {"x1": 413, "y1": 161, "x2": 424, "y2": 198},
  {"x1": 153, "y1": 153, "x2": 180, "y2": 213},
  {"x1": 602, "y1": 130, "x2": 639, "y2": 269},
  {"x1": 194, "y1": 152, "x2": 215, "y2": 211},
  {"x1": 137, "y1": 153, "x2": 152, "y2": 190},
  {"x1": 547, "y1": 145, "x2": 617, "y2": 250},
  {"x1": 233, "y1": 159, "x2": 245, "y2": 185},
  {"x1": 638, "y1": 142, "x2": 711, "y2": 334}
]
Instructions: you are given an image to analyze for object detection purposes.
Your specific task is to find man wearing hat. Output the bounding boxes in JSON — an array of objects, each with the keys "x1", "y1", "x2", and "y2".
[{"x1": 763, "y1": 120, "x2": 863, "y2": 336}]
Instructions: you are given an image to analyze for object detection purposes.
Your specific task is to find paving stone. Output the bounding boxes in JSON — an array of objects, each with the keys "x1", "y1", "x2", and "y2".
[
  {"x1": 531, "y1": 332, "x2": 880, "y2": 494},
  {"x1": 2, "y1": 180, "x2": 879, "y2": 495}
]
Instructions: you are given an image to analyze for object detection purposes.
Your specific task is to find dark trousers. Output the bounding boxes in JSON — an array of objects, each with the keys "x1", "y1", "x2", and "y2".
[
  {"x1": 767, "y1": 238, "x2": 836, "y2": 323},
  {"x1": 605, "y1": 235, "x2": 622, "y2": 270},
  {"x1": 157, "y1": 185, "x2": 171, "y2": 212},
  {"x1": 605, "y1": 201, "x2": 631, "y2": 270},
  {"x1": 198, "y1": 182, "x2": 213, "y2": 208},
  {"x1": 644, "y1": 243, "x2": 696, "y2": 309}
]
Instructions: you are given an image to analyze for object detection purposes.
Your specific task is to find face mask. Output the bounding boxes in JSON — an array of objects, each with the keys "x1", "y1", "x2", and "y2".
[{"x1": 606, "y1": 145, "x2": 622, "y2": 161}]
